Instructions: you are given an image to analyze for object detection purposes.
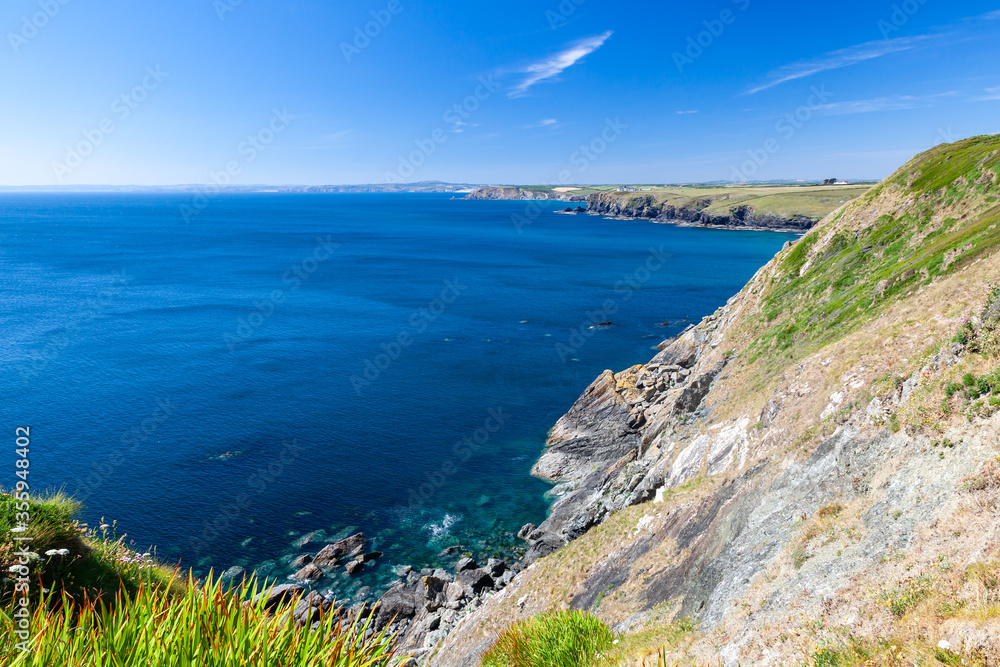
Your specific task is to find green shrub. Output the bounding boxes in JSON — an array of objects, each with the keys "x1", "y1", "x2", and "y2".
[
  {"x1": 963, "y1": 372, "x2": 977, "y2": 387},
  {"x1": 481, "y1": 611, "x2": 615, "y2": 667}
]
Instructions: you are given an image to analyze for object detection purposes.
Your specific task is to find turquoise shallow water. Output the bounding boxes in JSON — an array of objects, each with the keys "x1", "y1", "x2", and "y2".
[{"x1": 0, "y1": 192, "x2": 796, "y2": 599}]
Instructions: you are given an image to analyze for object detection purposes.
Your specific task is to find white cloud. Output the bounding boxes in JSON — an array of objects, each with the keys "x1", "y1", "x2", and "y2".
[
  {"x1": 676, "y1": 110, "x2": 699, "y2": 115},
  {"x1": 508, "y1": 31, "x2": 612, "y2": 98},
  {"x1": 745, "y1": 35, "x2": 927, "y2": 95},
  {"x1": 973, "y1": 85, "x2": 1000, "y2": 101},
  {"x1": 814, "y1": 92, "x2": 956, "y2": 115}
]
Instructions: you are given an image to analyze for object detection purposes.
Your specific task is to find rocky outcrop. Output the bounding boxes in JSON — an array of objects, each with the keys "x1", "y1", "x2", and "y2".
[
  {"x1": 587, "y1": 192, "x2": 817, "y2": 231},
  {"x1": 465, "y1": 187, "x2": 559, "y2": 201}
]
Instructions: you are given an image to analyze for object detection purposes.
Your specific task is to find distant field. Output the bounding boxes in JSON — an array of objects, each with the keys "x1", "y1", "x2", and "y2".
[{"x1": 514, "y1": 183, "x2": 874, "y2": 219}]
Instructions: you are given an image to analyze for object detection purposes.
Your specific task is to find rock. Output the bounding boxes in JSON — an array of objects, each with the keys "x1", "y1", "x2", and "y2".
[
  {"x1": 446, "y1": 581, "x2": 465, "y2": 602},
  {"x1": 455, "y1": 557, "x2": 477, "y2": 572},
  {"x1": 396, "y1": 565, "x2": 413, "y2": 578},
  {"x1": 432, "y1": 568, "x2": 453, "y2": 582},
  {"x1": 219, "y1": 565, "x2": 246, "y2": 583},
  {"x1": 345, "y1": 560, "x2": 363, "y2": 575},
  {"x1": 291, "y1": 554, "x2": 312, "y2": 568},
  {"x1": 292, "y1": 591, "x2": 331, "y2": 625},
  {"x1": 438, "y1": 545, "x2": 462, "y2": 557},
  {"x1": 424, "y1": 629, "x2": 449, "y2": 648},
  {"x1": 356, "y1": 586, "x2": 372, "y2": 599},
  {"x1": 293, "y1": 564, "x2": 324, "y2": 582},
  {"x1": 486, "y1": 558, "x2": 506, "y2": 578},
  {"x1": 360, "y1": 551, "x2": 382, "y2": 562},
  {"x1": 422, "y1": 576, "x2": 448, "y2": 610},
  {"x1": 313, "y1": 533, "x2": 367, "y2": 567},
  {"x1": 456, "y1": 569, "x2": 494, "y2": 597},
  {"x1": 499, "y1": 570, "x2": 516, "y2": 587},
  {"x1": 517, "y1": 523, "x2": 537, "y2": 541},
  {"x1": 254, "y1": 584, "x2": 304, "y2": 612},
  {"x1": 375, "y1": 586, "x2": 418, "y2": 628},
  {"x1": 426, "y1": 613, "x2": 441, "y2": 631}
]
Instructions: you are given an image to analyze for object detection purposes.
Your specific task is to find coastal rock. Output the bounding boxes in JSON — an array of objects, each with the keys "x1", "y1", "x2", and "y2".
[
  {"x1": 455, "y1": 557, "x2": 477, "y2": 573},
  {"x1": 255, "y1": 584, "x2": 304, "y2": 612},
  {"x1": 313, "y1": 533, "x2": 367, "y2": 567},
  {"x1": 292, "y1": 563, "x2": 324, "y2": 582},
  {"x1": 345, "y1": 560, "x2": 363, "y2": 575},
  {"x1": 456, "y1": 569, "x2": 494, "y2": 597},
  {"x1": 291, "y1": 554, "x2": 312, "y2": 568},
  {"x1": 486, "y1": 558, "x2": 506, "y2": 578}
]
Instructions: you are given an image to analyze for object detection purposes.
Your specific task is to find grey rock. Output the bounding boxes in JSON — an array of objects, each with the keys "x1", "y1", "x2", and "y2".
[
  {"x1": 344, "y1": 560, "x2": 363, "y2": 575},
  {"x1": 455, "y1": 556, "x2": 477, "y2": 572},
  {"x1": 254, "y1": 584, "x2": 304, "y2": 612},
  {"x1": 486, "y1": 558, "x2": 506, "y2": 577},
  {"x1": 292, "y1": 563, "x2": 324, "y2": 582},
  {"x1": 290, "y1": 554, "x2": 312, "y2": 569},
  {"x1": 313, "y1": 533, "x2": 367, "y2": 568}
]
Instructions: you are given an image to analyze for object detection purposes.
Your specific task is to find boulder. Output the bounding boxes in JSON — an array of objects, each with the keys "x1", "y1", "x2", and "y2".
[
  {"x1": 293, "y1": 563, "x2": 324, "y2": 582},
  {"x1": 360, "y1": 551, "x2": 383, "y2": 562},
  {"x1": 313, "y1": 533, "x2": 367, "y2": 567},
  {"x1": 293, "y1": 591, "x2": 332, "y2": 625},
  {"x1": 455, "y1": 557, "x2": 477, "y2": 572},
  {"x1": 291, "y1": 554, "x2": 312, "y2": 568},
  {"x1": 345, "y1": 560, "x2": 363, "y2": 575},
  {"x1": 254, "y1": 583, "x2": 304, "y2": 612},
  {"x1": 456, "y1": 569, "x2": 494, "y2": 597},
  {"x1": 486, "y1": 558, "x2": 506, "y2": 578},
  {"x1": 517, "y1": 523, "x2": 537, "y2": 541},
  {"x1": 375, "y1": 586, "x2": 418, "y2": 628},
  {"x1": 445, "y1": 581, "x2": 465, "y2": 603}
]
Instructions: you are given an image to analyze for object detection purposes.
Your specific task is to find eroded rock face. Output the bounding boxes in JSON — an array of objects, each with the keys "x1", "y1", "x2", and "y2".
[
  {"x1": 523, "y1": 310, "x2": 734, "y2": 564},
  {"x1": 312, "y1": 533, "x2": 367, "y2": 567}
]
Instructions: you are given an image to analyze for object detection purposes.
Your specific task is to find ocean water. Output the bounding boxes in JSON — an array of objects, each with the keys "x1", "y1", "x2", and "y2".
[{"x1": 0, "y1": 192, "x2": 795, "y2": 599}]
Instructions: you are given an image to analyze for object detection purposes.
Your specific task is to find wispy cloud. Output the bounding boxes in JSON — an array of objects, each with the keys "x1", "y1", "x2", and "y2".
[
  {"x1": 676, "y1": 110, "x2": 699, "y2": 115},
  {"x1": 982, "y1": 9, "x2": 1000, "y2": 19},
  {"x1": 814, "y1": 92, "x2": 957, "y2": 115},
  {"x1": 745, "y1": 35, "x2": 927, "y2": 95},
  {"x1": 508, "y1": 31, "x2": 612, "y2": 98},
  {"x1": 973, "y1": 85, "x2": 1000, "y2": 101},
  {"x1": 527, "y1": 118, "x2": 560, "y2": 128}
]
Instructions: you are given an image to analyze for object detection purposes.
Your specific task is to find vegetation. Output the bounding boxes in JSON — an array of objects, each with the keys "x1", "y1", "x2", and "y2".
[
  {"x1": 0, "y1": 492, "x2": 402, "y2": 666},
  {"x1": 480, "y1": 611, "x2": 616, "y2": 667},
  {"x1": 0, "y1": 573, "x2": 398, "y2": 667}
]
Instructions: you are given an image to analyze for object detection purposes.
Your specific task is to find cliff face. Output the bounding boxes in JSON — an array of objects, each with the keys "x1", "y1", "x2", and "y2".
[
  {"x1": 429, "y1": 136, "x2": 1000, "y2": 666},
  {"x1": 587, "y1": 192, "x2": 817, "y2": 231},
  {"x1": 465, "y1": 187, "x2": 559, "y2": 200}
]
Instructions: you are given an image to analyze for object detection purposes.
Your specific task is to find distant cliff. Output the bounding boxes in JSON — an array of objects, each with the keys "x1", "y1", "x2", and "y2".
[
  {"x1": 465, "y1": 187, "x2": 585, "y2": 202},
  {"x1": 587, "y1": 192, "x2": 817, "y2": 231}
]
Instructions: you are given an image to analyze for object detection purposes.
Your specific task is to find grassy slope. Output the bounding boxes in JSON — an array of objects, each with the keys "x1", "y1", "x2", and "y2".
[{"x1": 447, "y1": 135, "x2": 1000, "y2": 667}]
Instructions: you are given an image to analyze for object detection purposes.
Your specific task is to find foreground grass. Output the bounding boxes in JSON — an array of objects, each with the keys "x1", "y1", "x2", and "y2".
[
  {"x1": 0, "y1": 573, "x2": 400, "y2": 667},
  {"x1": 481, "y1": 610, "x2": 616, "y2": 667}
]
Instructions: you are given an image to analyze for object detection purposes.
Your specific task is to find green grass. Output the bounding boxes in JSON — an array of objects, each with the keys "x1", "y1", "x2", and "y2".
[
  {"x1": 742, "y1": 136, "x2": 1000, "y2": 377},
  {"x1": 0, "y1": 572, "x2": 400, "y2": 667},
  {"x1": 1, "y1": 490, "x2": 179, "y2": 607},
  {"x1": 480, "y1": 610, "x2": 616, "y2": 667}
]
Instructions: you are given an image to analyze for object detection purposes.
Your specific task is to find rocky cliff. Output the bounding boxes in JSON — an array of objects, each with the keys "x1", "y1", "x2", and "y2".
[
  {"x1": 587, "y1": 192, "x2": 817, "y2": 231},
  {"x1": 425, "y1": 136, "x2": 1000, "y2": 665},
  {"x1": 464, "y1": 187, "x2": 587, "y2": 202}
]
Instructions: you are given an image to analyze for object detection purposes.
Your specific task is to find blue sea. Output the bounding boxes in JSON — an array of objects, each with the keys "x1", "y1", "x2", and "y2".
[{"x1": 0, "y1": 193, "x2": 795, "y2": 599}]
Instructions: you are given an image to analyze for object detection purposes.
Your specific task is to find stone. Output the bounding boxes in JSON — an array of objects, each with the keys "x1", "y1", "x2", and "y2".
[
  {"x1": 455, "y1": 557, "x2": 477, "y2": 572},
  {"x1": 291, "y1": 554, "x2": 312, "y2": 568},
  {"x1": 432, "y1": 568, "x2": 453, "y2": 582},
  {"x1": 375, "y1": 586, "x2": 418, "y2": 628},
  {"x1": 445, "y1": 581, "x2": 465, "y2": 602},
  {"x1": 293, "y1": 564, "x2": 324, "y2": 582},
  {"x1": 292, "y1": 591, "x2": 331, "y2": 625},
  {"x1": 219, "y1": 565, "x2": 246, "y2": 583},
  {"x1": 360, "y1": 551, "x2": 383, "y2": 562},
  {"x1": 254, "y1": 584, "x2": 304, "y2": 612},
  {"x1": 345, "y1": 560, "x2": 363, "y2": 575},
  {"x1": 517, "y1": 523, "x2": 537, "y2": 541},
  {"x1": 486, "y1": 558, "x2": 506, "y2": 578},
  {"x1": 456, "y1": 569, "x2": 494, "y2": 597},
  {"x1": 499, "y1": 570, "x2": 516, "y2": 587},
  {"x1": 396, "y1": 565, "x2": 413, "y2": 578},
  {"x1": 426, "y1": 613, "x2": 441, "y2": 631},
  {"x1": 313, "y1": 533, "x2": 367, "y2": 567}
]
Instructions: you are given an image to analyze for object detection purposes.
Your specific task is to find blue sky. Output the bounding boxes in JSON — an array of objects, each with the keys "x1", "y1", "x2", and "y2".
[{"x1": 1, "y1": 0, "x2": 998, "y2": 186}]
